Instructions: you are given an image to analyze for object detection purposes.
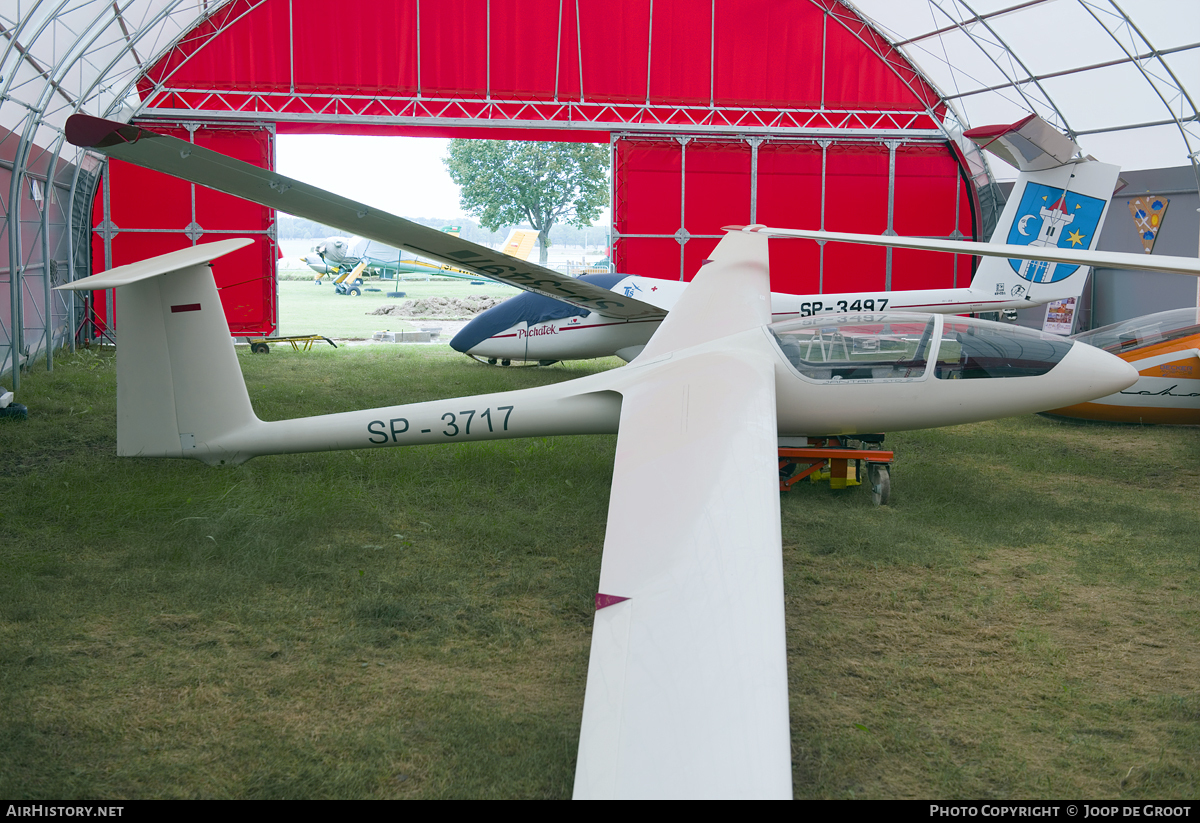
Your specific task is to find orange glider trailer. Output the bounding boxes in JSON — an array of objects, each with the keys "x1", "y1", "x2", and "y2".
[
  {"x1": 779, "y1": 436, "x2": 895, "y2": 505},
  {"x1": 1042, "y1": 307, "x2": 1200, "y2": 425}
]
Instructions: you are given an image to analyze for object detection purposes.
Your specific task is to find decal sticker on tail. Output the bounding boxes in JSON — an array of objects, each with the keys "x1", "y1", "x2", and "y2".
[{"x1": 1007, "y1": 183, "x2": 1107, "y2": 283}]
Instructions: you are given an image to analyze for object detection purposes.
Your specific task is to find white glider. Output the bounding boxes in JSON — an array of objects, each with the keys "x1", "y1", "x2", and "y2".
[{"x1": 57, "y1": 231, "x2": 1137, "y2": 798}]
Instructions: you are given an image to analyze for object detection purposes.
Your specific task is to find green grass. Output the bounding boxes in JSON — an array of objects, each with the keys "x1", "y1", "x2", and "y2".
[
  {"x1": 2, "y1": 345, "x2": 1198, "y2": 798},
  {"x1": 278, "y1": 277, "x2": 518, "y2": 338}
]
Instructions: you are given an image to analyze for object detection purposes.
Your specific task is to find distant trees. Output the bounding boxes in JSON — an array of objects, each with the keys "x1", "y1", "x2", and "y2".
[
  {"x1": 275, "y1": 215, "x2": 511, "y2": 246},
  {"x1": 443, "y1": 140, "x2": 609, "y2": 265},
  {"x1": 276, "y1": 216, "x2": 338, "y2": 240}
]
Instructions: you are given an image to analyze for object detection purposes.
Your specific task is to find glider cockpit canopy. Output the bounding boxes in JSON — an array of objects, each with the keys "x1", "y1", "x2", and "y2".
[
  {"x1": 770, "y1": 313, "x2": 1073, "y2": 383},
  {"x1": 1072, "y1": 308, "x2": 1200, "y2": 354}
]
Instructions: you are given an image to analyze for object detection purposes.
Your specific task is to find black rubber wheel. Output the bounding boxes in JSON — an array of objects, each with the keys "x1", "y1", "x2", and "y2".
[
  {"x1": 347, "y1": 287, "x2": 361, "y2": 296},
  {"x1": 250, "y1": 342, "x2": 270, "y2": 354},
  {"x1": 0, "y1": 403, "x2": 29, "y2": 421},
  {"x1": 868, "y1": 464, "x2": 891, "y2": 506}
]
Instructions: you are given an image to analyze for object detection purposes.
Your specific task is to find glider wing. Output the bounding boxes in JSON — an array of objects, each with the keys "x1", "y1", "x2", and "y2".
[
  {"x1": 65, "y1": 114, "x2": 665, "y2": 321},
  {"x1": 574, "y1": 228, "x2": 789, "y2": 799},
  {"x1": 734, "y1": 225, "x2": 1200, "y2": 278}
]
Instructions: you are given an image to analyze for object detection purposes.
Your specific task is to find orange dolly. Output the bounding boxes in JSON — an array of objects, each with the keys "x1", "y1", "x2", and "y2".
[{"x1": 778, "y1": 435, "x2": 894, "y2": 505}]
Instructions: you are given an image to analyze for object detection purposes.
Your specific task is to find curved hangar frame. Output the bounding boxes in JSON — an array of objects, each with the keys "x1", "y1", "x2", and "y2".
[{"x1": 3, "y1": 0, "x2": 1199, "y2": 389}]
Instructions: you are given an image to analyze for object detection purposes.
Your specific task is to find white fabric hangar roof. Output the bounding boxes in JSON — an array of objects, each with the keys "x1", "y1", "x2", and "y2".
[
  {"x1": 2, "y1": 1, "x2": 1197, "y2": 173},
  {"x1": 848, "y1": 0, "x2": 1199, "y2": 182}
]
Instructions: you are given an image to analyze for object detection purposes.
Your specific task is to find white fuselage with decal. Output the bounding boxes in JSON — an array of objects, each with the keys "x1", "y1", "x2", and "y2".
[
  {"x1": 454, "y1": 156, "x2": 1122, "y2": 364},
  {"x1": 460, "y1": 275, "x2": 1082, "y2": 363}
]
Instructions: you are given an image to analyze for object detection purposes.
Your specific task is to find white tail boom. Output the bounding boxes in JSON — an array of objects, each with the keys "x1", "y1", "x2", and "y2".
[{"x1": 58, "y1": 239, "x2": 621, "y2": 465}]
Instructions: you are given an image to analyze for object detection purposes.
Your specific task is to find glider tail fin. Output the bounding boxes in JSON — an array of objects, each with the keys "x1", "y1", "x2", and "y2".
[
  {"x1": 57, "y1": 240, "x2": 258, "y2": 462},
  {"x1": 966, "y1": 116, "x2": 1121, "y2": 306}
]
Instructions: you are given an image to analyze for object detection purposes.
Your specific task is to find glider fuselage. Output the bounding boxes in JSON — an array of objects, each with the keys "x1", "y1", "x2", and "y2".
[
  {"x1": 452, "y1": 276, "x2": 1059, "y2": 363},
  {"x1": 1041, "y1": 308, "x2": 1200, "y2": 425}
]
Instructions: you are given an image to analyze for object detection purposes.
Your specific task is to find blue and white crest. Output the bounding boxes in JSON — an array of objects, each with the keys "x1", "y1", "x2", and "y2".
[{"x1": 1007, "y1": 183, "x2": 1106, "y2": 283}]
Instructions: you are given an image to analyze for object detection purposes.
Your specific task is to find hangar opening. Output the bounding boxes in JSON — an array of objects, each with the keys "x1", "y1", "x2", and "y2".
[{"x1": 87, "y1": 0, "x2": 978, "y2": 339}]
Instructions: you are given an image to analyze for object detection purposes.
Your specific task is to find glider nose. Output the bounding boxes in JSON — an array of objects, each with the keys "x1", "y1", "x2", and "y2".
[
  {"x1": 451, "y1": 311, "x2": 504, "y2": 354},
  {"x1": 1059, "y1": 340, "x2": 1138, "y2": 400}
]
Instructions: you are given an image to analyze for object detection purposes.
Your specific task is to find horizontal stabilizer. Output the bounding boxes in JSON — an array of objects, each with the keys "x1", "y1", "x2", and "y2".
[
  {"x1": 56, "y1": 239, "x2": 253, "y2": 291},
  {"x1": 55, "y1": 243, "x2": 259, "y2": 460},
  {"x1": 965, "y1": 114, "x2": 1080, "y2": 171}
]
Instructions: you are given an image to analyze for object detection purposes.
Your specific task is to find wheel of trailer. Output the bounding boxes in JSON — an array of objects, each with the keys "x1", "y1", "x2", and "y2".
[
  {"x1": 487, "y1": 358, "x2": 497, "y2": 365},
  {"x1": 868, "y1": 464, "x2": 890, "y2": 506},
  {"x1": 347, "y1": 286, "x2": 361, "y2": 296},
  {"x1": 250, "y1": 341, "x2": 270, "y2": 354},
  {"x1": 501, "y1": 359, "x2": 511, "y2": 366}
]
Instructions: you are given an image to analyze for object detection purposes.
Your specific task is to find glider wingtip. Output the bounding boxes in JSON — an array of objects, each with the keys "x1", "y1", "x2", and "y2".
[{"x1": 65, "y1": 113, "x2": 136, "y2": 149}]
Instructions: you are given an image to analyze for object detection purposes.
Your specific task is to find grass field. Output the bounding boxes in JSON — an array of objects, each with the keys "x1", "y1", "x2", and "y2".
[
  {"x1": 277, "y1": 277, "x2": 518, "y2": 339},
  {"x1": 2, "y1": 344, "x2": 1197, "y2": 799}
]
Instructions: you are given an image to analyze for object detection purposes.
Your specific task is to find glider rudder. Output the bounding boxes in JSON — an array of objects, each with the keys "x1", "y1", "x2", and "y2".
[
  {"x1": 56, "y1": 240, "x2": 258, "y2": 461},
  {"x1": 966, "y1": 116, "x2": 1120, "y2": 306}
]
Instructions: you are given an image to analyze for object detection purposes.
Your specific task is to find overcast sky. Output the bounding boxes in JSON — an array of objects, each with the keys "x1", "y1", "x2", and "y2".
[
  {"x1": 276, "y1": 134, "x2": 615, "y2": 226},
  {"x1": 276, "y1": 134, "x2": 467, "y2": 219}
]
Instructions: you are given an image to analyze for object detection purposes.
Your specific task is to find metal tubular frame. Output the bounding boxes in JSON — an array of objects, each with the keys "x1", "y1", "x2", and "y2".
[
  {"x1": 851, "y1": 0, "x2": 1200, "y2": 186},
  {"x1": 609, "y1": 129, "x2": 969, "y2": 284},
  {"x1": 2, "y1": 0, "x2": 243, "y2": 386}
]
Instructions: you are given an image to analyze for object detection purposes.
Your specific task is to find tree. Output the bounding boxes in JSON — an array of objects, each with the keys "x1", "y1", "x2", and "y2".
[{"x1": 443, "y1": 140, "x2": 609, "y2": 266}]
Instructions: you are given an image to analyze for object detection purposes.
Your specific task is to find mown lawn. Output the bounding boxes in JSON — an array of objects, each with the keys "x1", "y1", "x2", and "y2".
[{"x1": 2, "y1": 344, "x2": 1196, "y2": 799}]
